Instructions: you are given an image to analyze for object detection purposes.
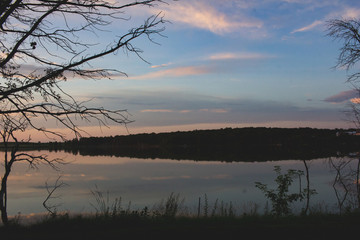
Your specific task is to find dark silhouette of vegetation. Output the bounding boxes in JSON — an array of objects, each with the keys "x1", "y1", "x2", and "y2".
[
  {"x1": 302, "y1": 160, "x2": 312, "y2": 214},
  {"x1": 327, "y1": 18, "x2": 360, "y2": 86},
  {"x1": 327, "y1": 18, "x2": 360, "y2": 213},
  {"x1": 0, "y1": 117, "x2": 64, "y2": 225},
  {"x1": 1, "y1": 192, "x2": 359, "y2": 240},
  {"x1": 255, "y1": 166, "x2": 317, "y2": 216},
  {"x1": 53, "y1": 127, "x2": 360, "y2": 161},
  {"x1": 326, "y1": 18, "x2": 360, "y2": 146}
]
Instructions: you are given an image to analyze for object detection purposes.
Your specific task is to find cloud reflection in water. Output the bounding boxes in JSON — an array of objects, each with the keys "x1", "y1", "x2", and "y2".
[{"x1": 4, "y1": 151, "x2": 347, "y2": 216}]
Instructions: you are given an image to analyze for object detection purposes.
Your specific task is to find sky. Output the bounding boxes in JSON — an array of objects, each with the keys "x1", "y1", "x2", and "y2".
[{"x1": 24, "y1": 0, "x2": 360, "y2": 141}]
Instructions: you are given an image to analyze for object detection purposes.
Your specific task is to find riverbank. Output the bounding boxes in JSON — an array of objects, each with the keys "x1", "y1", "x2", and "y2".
[{"x1": 1, "y1": 213, "x2": 359, "y2": 240}]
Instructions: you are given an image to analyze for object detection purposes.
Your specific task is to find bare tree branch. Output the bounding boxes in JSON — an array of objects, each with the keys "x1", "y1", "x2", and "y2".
[
  {"x1": 0, "y1": 0, "x2": 170, "y2": 225},
  {"x1": 43, "y1": 175, "x2": 68, "y2": 217},
  {"x1": 0, "y1": 0, "x2": 168, "y2": 139}
]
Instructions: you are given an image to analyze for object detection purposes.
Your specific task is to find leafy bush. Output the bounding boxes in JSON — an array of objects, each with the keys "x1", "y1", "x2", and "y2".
[{"x1": 255, "y1": 166, "x2": 315, "y2": 216}]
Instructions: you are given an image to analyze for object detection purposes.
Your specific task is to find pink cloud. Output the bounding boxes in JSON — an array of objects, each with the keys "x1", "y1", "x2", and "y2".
[
  {"x1": 351, "y1": 98, "x2": 360, "y2": 104},
  {"x1": 151, "y1": 62, "x2": 173, "y2": 68},
  {"x1": 207, "y1": 52, "x2": 272, "y2": 61},
  {"x1": 324, "y1": 90, "x2": 358, "y2": 103},
  {"x1": 140, "y1": 108, "x2": 228, "y2": 114},
  {"x1": 140, "y1": 109, "x2": 174, "y2": 113},
  {"x1": 129, "y1": 66, "x2": 211, "y2": 80},
  {"x1": 291, "y1": 20, "x2": 323, "y2": 33},
  {"x1": 157, "y1": 1, "x2": 263, "y2": 35},
  {"x1": 336, "y1": 7, "x2": 360, "y2": 19}
]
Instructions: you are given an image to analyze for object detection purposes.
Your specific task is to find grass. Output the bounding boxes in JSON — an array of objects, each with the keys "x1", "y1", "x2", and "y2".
[
  {"x1": 1, "y1": 212, "x2": 359, "y2": 240},
  {"x1": 1, "y1": 193, "x2": 360, "y2": 239}
]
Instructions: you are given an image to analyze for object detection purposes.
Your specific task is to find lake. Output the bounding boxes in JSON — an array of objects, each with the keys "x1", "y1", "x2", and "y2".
[{"x1": 3, "y1": 150, "x2": 359, "y2": 217}]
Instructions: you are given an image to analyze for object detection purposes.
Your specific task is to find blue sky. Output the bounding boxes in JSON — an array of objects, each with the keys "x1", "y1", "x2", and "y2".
[{"x1": 43, "y1": 0, "x2": 360, "y2": 139}]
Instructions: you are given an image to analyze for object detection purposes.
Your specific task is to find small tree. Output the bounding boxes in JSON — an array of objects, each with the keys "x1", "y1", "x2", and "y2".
[
  {"x1": 0, "y1": 117, "x2": 64, "y2": 225},
  {"x1": 255, "y1": 166, "x2": 315, "y2": 216}
]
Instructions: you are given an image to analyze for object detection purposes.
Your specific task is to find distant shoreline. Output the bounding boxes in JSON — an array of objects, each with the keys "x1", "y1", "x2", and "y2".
[{"x1": 2, "y1": 127, "x2": 359, "y2": 162}]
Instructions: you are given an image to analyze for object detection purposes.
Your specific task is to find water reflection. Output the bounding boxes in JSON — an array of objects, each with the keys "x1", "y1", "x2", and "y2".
[{"x1": 3, "y1": 151, "x2": 358, "y2": 216}]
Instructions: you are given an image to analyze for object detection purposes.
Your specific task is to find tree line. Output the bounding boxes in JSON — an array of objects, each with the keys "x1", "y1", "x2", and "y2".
[{"x1": 46, "y1": 127, "x2": 360, "y2": 161}]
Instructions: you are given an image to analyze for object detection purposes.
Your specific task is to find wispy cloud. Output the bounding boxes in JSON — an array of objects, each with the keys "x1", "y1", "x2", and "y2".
[
  {"x1": 140, "y1": 109, "x2": 174, "y2": 113},
  {"x1": 291, "y1": 20, "x2": 323, "y2": 33},
  {"x1": 295, "y1": 7, "x2": 360, "y2": 35},
  {"x1": 290, "y1": 4, "x2": 360, "y2": 34},
  {"x1": 72, "y1": 88, "x2": 346, "y2": 131},
  {"x1": 324, "y1": 90, "x2": 358, "y2": 103},
  {"x1": 140, "y1": 108, "x2": 228, "y2": 114},
  {"x1": 158, "y1": 1, "x2": 263, "y2": 35},
  {"x1": 151, "y1": 62, "x2": 173, "y2": 69},
  {"x1": 129, "y1": 66, "x2": 211, "y2": 80},
  {"x1": 207, "y1": 52, "x2": 272, "y2": 61},
  {"x1": 334, "y1": 7, "x2": 360, "y2": 19}
]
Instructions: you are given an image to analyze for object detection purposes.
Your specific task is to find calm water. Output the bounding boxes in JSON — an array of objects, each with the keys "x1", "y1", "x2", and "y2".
[{"x1": 3, "y1": 150, "x2": 358, "y2": 216}]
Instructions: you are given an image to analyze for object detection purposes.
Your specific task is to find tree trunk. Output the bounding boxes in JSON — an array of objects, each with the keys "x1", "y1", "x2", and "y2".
[
  {"x1": 0, "y1": 176, "x2": 9, "y2": 225},
  {"x1": 356, "y1": 158, "x2": 360, "y2": 209},
  {"x1": 302, "y1": 160, "x2": 310, "y2": 215},
  {"x1": 0, "y1": 164, "x2": 11, "y2": 226}
]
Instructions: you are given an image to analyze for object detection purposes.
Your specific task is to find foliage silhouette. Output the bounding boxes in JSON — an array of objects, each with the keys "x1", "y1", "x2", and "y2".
[
  {"x1": 57, "y1": 127, "x2": 360, "y2": 161},
  {"x1": 255, "y1": 166, "x2": 317, "y2": 216}
]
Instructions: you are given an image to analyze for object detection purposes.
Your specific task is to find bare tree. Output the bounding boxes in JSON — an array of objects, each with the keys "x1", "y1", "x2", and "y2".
[
  {"x1": 0, "y1": 0, "x2": 167, "y2": 139},
  {"x1": 0, "y1": 116, "x2": 65, "y2": 225},
  {"x1": 327, "y1": 19, "x2": 360, "y2": 123},
  {"x1": 0, "y1": 0, "x2": 168, "y2": 225},
  {"x1": 327, "y1": 18, "x2": 360, "y2": 210},
  {"x1": 327, "y1": 19, "x2": 360, "y2": 68}
]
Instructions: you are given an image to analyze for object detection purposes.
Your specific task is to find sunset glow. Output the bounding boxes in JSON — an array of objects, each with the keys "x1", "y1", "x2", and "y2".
[{"x1": 9, "y1": 0, "x2": 360, "y2": 142}]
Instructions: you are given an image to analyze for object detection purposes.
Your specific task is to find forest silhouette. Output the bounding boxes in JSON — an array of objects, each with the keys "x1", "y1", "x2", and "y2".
[{"x1": 45, "y1": 127, "x2": 360, "y2": 162}]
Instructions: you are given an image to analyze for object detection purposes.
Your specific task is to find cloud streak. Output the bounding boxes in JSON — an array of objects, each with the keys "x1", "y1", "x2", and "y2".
[
  {"x1": 291, "y1": 20, "x2": 323, "y2": 33},
  {"x1": 88, "y1": 89, "x2": 344, "y2": 127},
  {"x1": 151, "y1": 62, "x2": 173, "y2": 69},
  {"x1": 140, "y1": 108, "x2": 228, "y2": 114},
  {"x1": 158, "y1": 1, "x2": 263, "y2": 35},
  {"x1": 207, "y1": 52, "x2": 273, "y2": 61},
  {"x1": 129, "y1": 66, "x2": 211, "y2": 80},
  {"x1": 333, "y1": 7, "x2": 360, "y2": 19},
  {"x1": 140, "y1": 109, "x2": 174, "y2": 113},
  {"x1": 291, "y1": 5, "x2": 360, "y2": 34},
  {"x1": 324, "y1": 90, "x2": 358, "y2": 103}
]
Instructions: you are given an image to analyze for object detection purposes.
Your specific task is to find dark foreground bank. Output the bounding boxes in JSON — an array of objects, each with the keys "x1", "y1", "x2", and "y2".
[{"x1": 1, "y1": 214, "x2": 359, "y2": 240}]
